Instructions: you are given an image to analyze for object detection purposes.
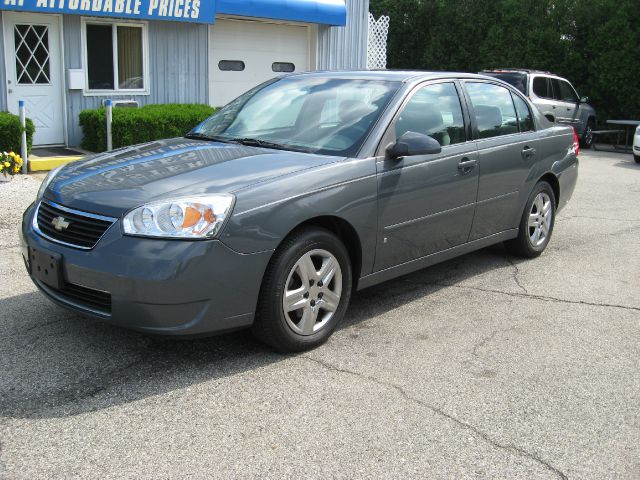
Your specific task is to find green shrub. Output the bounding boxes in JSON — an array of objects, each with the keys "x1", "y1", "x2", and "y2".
[
  {"x1": 0, "y1": 112, "x2": 35, "y2": 155},
  {"x1": 79, "y1": 103, "x2": 216, "y2": 152}
]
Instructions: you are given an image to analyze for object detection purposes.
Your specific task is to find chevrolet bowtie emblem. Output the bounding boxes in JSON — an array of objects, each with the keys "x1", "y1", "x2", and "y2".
[{"x1": 51, "y1": 216, "x2": 70, "y2": 231}]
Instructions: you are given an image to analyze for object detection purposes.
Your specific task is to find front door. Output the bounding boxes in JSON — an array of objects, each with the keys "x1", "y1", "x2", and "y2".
[
  {"x1": 550, "y1": 77, "x2": 581, "y2": 131},
  {"x1": 374, "y1": 81, "x2": 478, "y2": 271},
  {"x1": 3, "y1": 12, "x2": 64, "y2": 145}
]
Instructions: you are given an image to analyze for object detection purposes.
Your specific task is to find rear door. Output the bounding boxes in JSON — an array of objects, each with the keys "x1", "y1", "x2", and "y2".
[
  {"x1": 462, "y1": 81, "x2": 540, "y2": 240},
  {"x1": 374, "y1": 81, "x2": 479, "y2": 271},
  {"x1": 531, "y1": 75, "x2": 558, "y2": 122}
]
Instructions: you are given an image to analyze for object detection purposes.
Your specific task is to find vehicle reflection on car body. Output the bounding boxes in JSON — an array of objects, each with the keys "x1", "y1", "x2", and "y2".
[{"x1": 21, "y1": 71, "x2": 579, "y2": 352}]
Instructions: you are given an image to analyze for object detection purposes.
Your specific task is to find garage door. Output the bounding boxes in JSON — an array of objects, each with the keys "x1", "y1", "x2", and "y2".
[{"x1": 208, "y1": 19, "x2": 310, "y2": 107}]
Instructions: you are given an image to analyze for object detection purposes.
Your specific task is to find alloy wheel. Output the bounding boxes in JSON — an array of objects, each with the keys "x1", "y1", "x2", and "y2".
[
  {"x1": 528, "y1": 192, "x2": 553, "y2": 247},
  {"x1": 282, "y1": 249, "x2": 342, "y2": 336}
]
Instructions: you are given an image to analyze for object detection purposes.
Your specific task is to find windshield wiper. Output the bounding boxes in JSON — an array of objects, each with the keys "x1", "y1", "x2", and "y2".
[
  {"x1": 230, "y1": 137, "x2": 289, "y2": 149},
  {"x1": 184, "y1": 133, "x2": 235, "y2": 143},
  {"x1": 230, "y1": 137, "x2": 312, "y2": 153}
]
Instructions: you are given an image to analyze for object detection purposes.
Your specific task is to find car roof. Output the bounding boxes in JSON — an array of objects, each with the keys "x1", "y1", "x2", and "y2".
[
  {"x1": 481, "y1": 68, "x2": 555, "y2": 76},
  {"x1": 286, "y1": 70, "x2": 500, "y2": 83}
]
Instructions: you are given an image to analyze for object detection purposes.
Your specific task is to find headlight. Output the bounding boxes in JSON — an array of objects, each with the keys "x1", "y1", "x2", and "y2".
[
  {"x1": 122, "y1": 195, "x2": 235, "y2": 239},
  {"x1": 36, "y1": 165, "x2": 64, "y2": 201}
]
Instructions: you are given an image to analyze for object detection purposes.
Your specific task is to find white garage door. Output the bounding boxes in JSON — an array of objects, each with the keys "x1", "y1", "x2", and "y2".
[{"x1": 208, "y1": 19, "x2": 310, "y2": 107}]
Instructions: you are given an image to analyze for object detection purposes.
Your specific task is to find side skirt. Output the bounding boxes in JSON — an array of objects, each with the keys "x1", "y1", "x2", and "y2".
[{"x1": 357, "y1": 229, "x2": 518, "y2": 290}]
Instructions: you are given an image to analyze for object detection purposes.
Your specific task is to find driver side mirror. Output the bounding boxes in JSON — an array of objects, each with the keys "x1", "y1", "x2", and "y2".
[
  {"x1": 386, "y1": 131, "x2": 442, "y2": 159},
  {"x1": 580, "y1": 96, "x2": 590, "y2": 104}
]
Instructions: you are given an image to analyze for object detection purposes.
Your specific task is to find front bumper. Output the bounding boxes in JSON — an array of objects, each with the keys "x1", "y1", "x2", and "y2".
[{"x1": 21, "y1": 202, "x2": 273, "y2": 336}]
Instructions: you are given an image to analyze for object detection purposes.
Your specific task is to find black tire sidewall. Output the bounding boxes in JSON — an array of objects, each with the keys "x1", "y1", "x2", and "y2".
[{"x1": 256, "y1": 228, "x2": 352, "y2": 351}]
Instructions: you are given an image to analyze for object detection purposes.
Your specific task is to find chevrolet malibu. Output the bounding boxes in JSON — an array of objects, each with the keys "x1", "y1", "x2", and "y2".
[{"x1": 21, "y1": 71, "x2": 579, "y2": 352}]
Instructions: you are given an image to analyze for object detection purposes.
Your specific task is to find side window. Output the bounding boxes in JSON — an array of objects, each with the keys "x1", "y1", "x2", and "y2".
[
  {"x1": 512, "y1": 94, "x2": 534, "y2": 132},
  {"x1": 395, "y1": 82, "x2": 466, "y2": 146},
  {"x1": 558, "y1": 80, "x2": 578, "y2": 103},
  {"x1": 466, "y1": 82, "x2": 519, "y2": 139},
  {"x1": 532, "y1": 77, "x2": 550, "y2": 98},
  {"x1": 550, "y1": 78, "x2": 563, "y2": 101}
]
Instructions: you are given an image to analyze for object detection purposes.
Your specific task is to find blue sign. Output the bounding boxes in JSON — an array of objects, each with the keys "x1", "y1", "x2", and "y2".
[{"x1": 0, "y1": 0, "x2": 217, "y2": 23}]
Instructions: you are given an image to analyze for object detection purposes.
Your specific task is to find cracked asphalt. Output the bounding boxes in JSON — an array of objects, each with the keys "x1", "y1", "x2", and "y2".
[{"x1": 1, "y1": 150, "x2": 639, "y2": 479}]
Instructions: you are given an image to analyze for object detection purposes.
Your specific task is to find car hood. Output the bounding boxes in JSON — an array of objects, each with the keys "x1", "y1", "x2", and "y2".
[{"x1": 45, "y1": 138, "x2": 342, "y2": 217}]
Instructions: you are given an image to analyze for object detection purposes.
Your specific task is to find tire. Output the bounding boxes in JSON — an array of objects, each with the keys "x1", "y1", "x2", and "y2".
[
  {"x1": 634, "y1": 154, "x2": 640, "y2": 164},
  {"x1": 580, "y1": 119, "x2": 595, "y2": 149},
  {"x1": 252, "y1": 227, "x2": 353, "y2": 352},
  {"x1": 504, "y1": 181, "x2": 556, "y2": 258}
]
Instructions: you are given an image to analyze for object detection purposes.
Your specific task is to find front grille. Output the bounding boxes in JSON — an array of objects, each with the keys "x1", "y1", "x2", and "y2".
[
  {"x1": 39, "y1": 280, "x2": 112, "y2": 315},
  {"x1": 36, "y1": 201, "x2": 116, "y2": 249}
]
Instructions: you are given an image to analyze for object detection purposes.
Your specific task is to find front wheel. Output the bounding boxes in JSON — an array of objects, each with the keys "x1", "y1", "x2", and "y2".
[
  {"x1": 634, "y1": 154, "x2": 640, "y2": 164},
  {"x1": 252, "y1": 227, "x2": 352, "y2": 352},
  {"x1": 505, "y1": 181, "x2": 556, "y2": 258},
  {"x1": 580, "y1": 120, "x2": 595, "y2": 149}
]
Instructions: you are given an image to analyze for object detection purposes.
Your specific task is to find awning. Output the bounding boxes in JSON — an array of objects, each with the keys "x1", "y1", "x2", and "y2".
[
  {"x1": 0, "y1": 0, "x2": 347, "y2": 25},
  {"x1": 216, "y1": 0, "x2": 347, "y2": 26}
]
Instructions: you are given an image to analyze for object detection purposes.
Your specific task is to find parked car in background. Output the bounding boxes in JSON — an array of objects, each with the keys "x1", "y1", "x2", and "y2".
[
  {"x1": 634, "y1": 125, "x2": 640, "y2": 163},
  {"x1": 481, "y1": 69, "x2": 596, "y2": 148},
  {"x1": 22, "y1": 71, "x2": 579, "y2": 352}
]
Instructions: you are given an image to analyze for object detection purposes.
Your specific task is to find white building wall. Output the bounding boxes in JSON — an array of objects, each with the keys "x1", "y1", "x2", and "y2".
[{"x1": 317, "y1": 0, "x2": 369, "y2": 70}]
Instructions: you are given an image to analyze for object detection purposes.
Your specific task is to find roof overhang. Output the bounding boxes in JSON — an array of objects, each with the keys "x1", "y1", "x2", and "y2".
[{"x1": 216, "y1": 0, "x2": 346, "y2": 26}]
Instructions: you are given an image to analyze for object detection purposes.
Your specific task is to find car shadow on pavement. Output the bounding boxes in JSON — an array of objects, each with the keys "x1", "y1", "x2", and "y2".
[
  {"x1": 0, "y1": 245, "x2": 514, "y2": 420},
  {"x1": 611, "y1": 158, "x2": 640, "y2": 170}
]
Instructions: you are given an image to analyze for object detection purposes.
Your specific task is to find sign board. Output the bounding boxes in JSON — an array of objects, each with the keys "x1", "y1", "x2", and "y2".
[{"x1": 0, "y1": 0, "x2": 216, "y2": 23}]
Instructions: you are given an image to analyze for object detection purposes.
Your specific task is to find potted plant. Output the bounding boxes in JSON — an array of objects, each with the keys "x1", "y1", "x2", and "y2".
[{"x1": 0, "y1": 151, "x2": 23, "y2": 181}]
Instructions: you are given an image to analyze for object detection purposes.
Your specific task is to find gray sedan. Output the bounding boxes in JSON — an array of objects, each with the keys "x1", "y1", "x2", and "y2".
[{"x1": 21, "y1": 71, "x2": 579, "y2": 352}]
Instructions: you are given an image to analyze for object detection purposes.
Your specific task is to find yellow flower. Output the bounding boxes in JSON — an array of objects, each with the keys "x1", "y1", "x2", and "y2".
[
  {"x1": 4, "y1": 162, "x2": 10, "y2": 168},
  {"x1": 9, "y1": 152, "x2": 16, "y2": 158}
]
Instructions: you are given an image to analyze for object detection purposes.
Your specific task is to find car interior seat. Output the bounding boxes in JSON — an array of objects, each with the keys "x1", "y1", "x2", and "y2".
[
  {"x1": 474, "y1": 105, "x2": 504, "y2": 138},
  {"x1": 396, "y1": 103, "x2": 451, "y2": 146}
]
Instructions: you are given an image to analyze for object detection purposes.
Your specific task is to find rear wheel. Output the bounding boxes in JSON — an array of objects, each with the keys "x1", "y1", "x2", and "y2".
[
  {"x1": 505, "y1": 181, "x2": 556, "y2": 258},
  {"x1": 634, "y1": 154, "x2": 640, "y2": 164},
  {"x1": 252, "y1": 227, "x2": 352, "y2": 352}
]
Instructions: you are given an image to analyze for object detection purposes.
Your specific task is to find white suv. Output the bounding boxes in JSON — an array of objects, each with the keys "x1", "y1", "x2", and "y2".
[{"x1": 481, "y1": 69, "x2": 597, "y2": 148}]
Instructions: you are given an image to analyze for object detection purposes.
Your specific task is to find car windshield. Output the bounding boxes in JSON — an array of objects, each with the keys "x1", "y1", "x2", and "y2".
[
  {"x1": 189, "y1": 77, "x2": 401, "y2": 156},
  {"x1": 482, "y1": 72, "x2": 528, "y2": 95}
]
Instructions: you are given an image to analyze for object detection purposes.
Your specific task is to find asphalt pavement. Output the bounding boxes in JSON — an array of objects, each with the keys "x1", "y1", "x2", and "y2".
[{"x1": 0, "y1": 149, "x2": 638, "y2": 479}]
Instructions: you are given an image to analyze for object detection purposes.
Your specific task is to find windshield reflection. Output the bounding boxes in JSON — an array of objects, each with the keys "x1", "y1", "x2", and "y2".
[{"x1": 190, "y1": 77, "x2": 401, "y2": 156}]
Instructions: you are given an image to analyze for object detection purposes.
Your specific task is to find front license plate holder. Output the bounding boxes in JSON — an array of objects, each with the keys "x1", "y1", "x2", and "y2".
[{"x1": 28, "y1": 246, "x2": 63, "y2": 290}]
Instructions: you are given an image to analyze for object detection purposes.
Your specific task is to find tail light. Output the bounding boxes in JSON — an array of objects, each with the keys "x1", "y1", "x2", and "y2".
[{"x1": 572, "y1": 127, "x2": 580, "y2": 156}]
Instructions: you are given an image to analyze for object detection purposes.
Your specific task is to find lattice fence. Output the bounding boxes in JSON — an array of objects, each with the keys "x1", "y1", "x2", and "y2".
[{"x1": 367, "y1": 13, "x2": 390, "y2": 70}]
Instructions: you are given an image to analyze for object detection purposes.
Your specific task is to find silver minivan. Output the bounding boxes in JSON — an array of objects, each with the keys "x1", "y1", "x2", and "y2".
[{"x1": 481, "y1": 69, "x2": 597, "y2": 148}]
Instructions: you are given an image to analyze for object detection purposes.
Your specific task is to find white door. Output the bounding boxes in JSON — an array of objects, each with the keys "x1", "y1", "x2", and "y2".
[
  {"x1": 209, "y1": 19, "x2": 310, "y2": 107},
  {"x1": 3, "y1": 12, "x2": 65, "y2": 145}
]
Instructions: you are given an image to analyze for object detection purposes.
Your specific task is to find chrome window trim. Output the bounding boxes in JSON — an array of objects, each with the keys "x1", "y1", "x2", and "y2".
[{"x1": 32, "y1": 200, "x2": 118, "y2": 250}]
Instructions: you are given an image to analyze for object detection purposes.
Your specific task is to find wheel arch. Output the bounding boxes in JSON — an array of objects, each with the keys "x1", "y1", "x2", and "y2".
[
  {"x1": 538, "y1": 172, "x2": 560, "y2": 205},
  {"x1": 289, "y1": 215, "x2": 363, "y2": 288}
]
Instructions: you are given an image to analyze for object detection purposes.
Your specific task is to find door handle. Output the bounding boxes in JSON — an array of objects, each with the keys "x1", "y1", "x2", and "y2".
[
  {"x1": 521, "y1": 146, "x2": 537, "y2": 159},
  {"x1": 552, "y1": 105, "x2": 556, "y2": 109},
  {"x1": 457, "y1": 158, "x2": 477, "y2": 174}
]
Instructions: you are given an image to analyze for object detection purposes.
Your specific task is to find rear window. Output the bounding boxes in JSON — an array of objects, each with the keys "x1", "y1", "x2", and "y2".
[{"x1": 481, "y1": 72, "x2": 527, "y2": 94}]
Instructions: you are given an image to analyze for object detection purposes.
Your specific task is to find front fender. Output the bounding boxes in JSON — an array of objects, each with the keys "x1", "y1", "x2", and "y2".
[{"x1": 219, "y1": 157, "x2": 379, "y2": 276}]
